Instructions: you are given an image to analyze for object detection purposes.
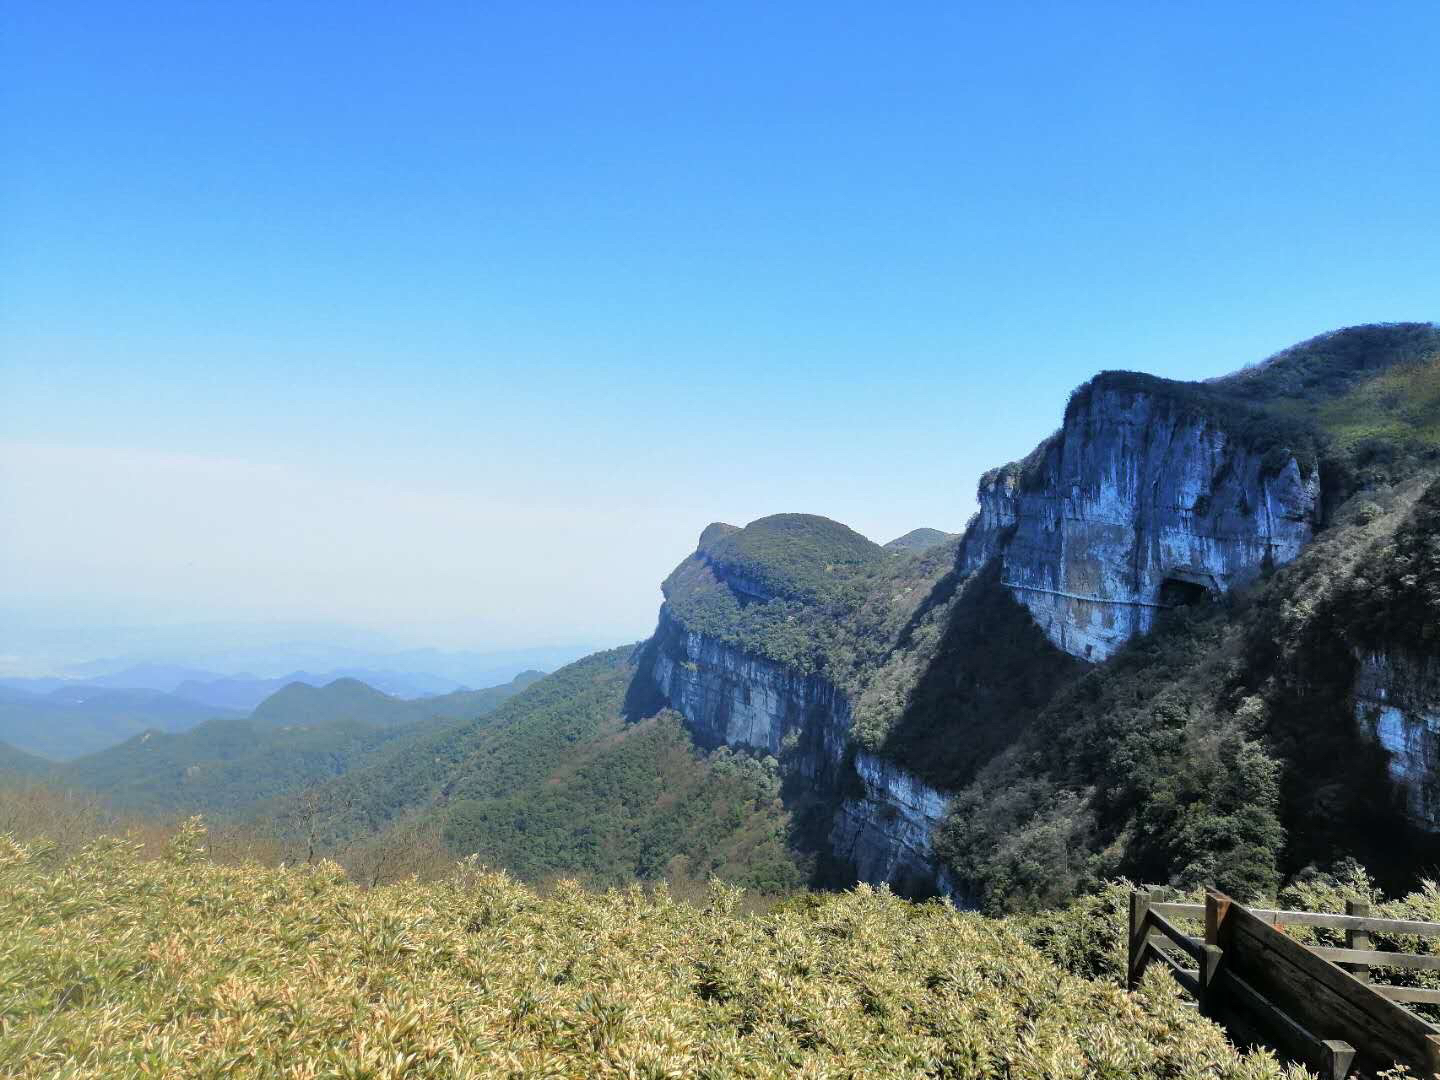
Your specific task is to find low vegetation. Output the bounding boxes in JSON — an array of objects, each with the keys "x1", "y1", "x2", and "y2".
[
  {"x1": 696, "y1": 513, "x2": 887, "y2": 606},
  {"x1": 661, "y1": 515, "x2": 968, "y2": 682},
  {"x1": 0, "y1": 822, "x2": 1311, "y2": 1079}
]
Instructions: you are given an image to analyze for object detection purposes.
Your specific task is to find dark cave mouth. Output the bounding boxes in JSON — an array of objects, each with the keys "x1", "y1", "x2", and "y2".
[{"x1": 1158, "y1": 575, "x2": 1213, "y2": 608}]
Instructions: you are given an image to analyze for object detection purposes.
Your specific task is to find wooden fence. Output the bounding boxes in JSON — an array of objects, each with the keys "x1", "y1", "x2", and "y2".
[{"x1": 1129, "y1": 889, "x2": 1440, "y2": 1079}]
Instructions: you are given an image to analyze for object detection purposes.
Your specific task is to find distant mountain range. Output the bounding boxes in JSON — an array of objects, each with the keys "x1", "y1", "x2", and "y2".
[
  {"x1": 2, "y1": 663, "x2": 470, "y2": 705},
  {"x1": 170, "y1": 668, "x2": 468, "y2": 711},
  {"x1": 40, "y1": 670, "x2": 545, "y2": 819},
  {"x1": 53, "y1": 643, "x2": 591, "y2": 688},
  {"x1": 0, "y1": 685, "x2": 242, "y2": 761},
  {"x1": 0, "y1": 659, "x2": 553, "y2": 760},
  {"x1": 0, "y1": 640, "x2": 590, "y2": 718}
]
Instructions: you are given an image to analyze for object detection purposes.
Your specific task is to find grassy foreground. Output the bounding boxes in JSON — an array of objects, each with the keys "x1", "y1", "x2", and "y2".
[{"x1": 0, "y1": 823, "x2": 1309, "y2": 1079}]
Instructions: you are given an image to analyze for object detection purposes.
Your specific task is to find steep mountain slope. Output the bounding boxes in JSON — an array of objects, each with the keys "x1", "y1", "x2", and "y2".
[
  {"x1": 0, "y1": 686, "x2": 239, "y2": 760},
  {"x1": 940, "y1": 473, "x2": 1440, "y2": 911},
  {"x1": 265, "y1": 648, "x2": 806, "y2": 893},
  {"x1": 54, "y1": 672, "x2": 543, "y2": 818},
  {"x1": 643, "y1": 322, "x2": 1440, "y2": 907}
]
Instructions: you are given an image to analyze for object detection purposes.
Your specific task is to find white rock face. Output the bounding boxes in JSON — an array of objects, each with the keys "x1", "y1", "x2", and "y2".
[
  {"x1": 649, "y1": 609, "x2": 961, "y2": 899},
  {"x1": 1354, "y1": 651, "x2": 1440, "y2": 829},
  {"x1": 830, "y1": 751, "x2": 962, "y2": 899},
  {"x1": 958, "y1": 469, "x2": 1021, "y2": 576},
  {"x1": 649, "y1": 611, "x2": 850, "y2": 780},
  {"x1": 969, "y1": 385, "x2": 1321, "y2": 662}
]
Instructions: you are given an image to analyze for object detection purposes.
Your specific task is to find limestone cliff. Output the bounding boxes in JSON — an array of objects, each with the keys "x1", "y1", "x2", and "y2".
[
  {"x1": 830, "y1": 750, "x2": 960, "y2": 898},
  {"x1": 649, "y1": 607, "x2": 850, "y2": 784},
  {"x1": 1354, "y1": 651, "x2": 1440, "y2": 830},
  {"x1": 648, "y1": 607, "x2": 958, "y2": 897},
  {"x1": 971, "y1": 379, "x2": 1322, "y2": 661}
]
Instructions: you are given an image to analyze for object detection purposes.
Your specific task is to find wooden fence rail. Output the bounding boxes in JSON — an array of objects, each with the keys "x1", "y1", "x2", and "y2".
[
  {"x1": 1129, "y1": 889, "x2": 1440, "y2": 1079},
  {"x1": 1148, "y1": 900, "x2": 1440, "y2": 939}
]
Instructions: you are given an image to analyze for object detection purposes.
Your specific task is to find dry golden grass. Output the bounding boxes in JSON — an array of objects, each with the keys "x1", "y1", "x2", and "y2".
[{"x1": 0, "y1": 820, "x2": 1313, "y2": 1079}]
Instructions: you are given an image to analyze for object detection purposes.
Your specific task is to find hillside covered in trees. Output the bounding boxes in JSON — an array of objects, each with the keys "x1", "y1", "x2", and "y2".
[{"x1": 10, "y1": 672, "x2": 541, "y2": 821}]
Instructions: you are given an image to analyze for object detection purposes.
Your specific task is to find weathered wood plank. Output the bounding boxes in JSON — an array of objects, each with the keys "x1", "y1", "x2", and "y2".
[
  {"x1": 1142, "y1": 941, "x2": 1200, "y2": 997},
  {"x1": 1347, "y1": 900, "x2": 1371, "y2": 985},
  {"x1": 1218, "y1": 968, "x2": 1356, "y2": 1080},
  {"x1": 1271, "y1": 913, "x2": 1440, "y2": 937},
  {"x1": 1206, "y1": 892, "x2": 1231, "y2": 947},
  {"x1": 1215, "y1": 890, "x2": 1440, "y2": 1075},
  {"x1": 1128, "y1": 890, "x2": 1151, "y2": 991},
  {"x1": 1308, "y1": 947, "x2": 1440, "y2": 971},
  {"x1": 1374, "y1": 985, "x2": 1440, "y2": 1006},
  {"x1": 1152, "y1": 901, "x2": 1440, "y2": 938},
  {"x1": 1318, "y1": 1040, "x2": 1358, "y2": 1080},
  {"x1": 1146, "y1": 909, "x2": 1204, "y2": 963}
]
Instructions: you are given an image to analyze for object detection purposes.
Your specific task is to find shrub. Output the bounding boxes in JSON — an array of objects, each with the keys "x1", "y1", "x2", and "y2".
[{"x1": 0, "y1": 834, "x2": 1311, "y2": 1079}]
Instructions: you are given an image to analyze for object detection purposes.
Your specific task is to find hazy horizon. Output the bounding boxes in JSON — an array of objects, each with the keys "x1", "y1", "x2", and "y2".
[
  {"x1": 5, "y1": 3, "x2": 1437, "y2": 668},
  {"x1": 0, "y1": 611, "x2": 603, "y2": 679}
]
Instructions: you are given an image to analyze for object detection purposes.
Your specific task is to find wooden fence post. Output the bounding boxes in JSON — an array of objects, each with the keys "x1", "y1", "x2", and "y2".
[
  {"x1": 1345, "y1": 899, "x2": 1370, "y2": 984},
  {"x1": 1205, "y1": 889, "x2": 1231, "y2": 947},
  {"x1": 1318, "y1": 1040, "x2": 1357, "y2": 1080},
  {"x1": 1199, "y1": 944, "x2": 1225, "y2": 1017},
  {"x1": 1129, "y1": 889, "x2": 1151, "y2": 990}
]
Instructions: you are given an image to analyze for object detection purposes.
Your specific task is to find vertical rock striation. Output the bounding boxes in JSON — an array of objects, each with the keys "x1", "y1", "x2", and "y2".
[
  {"x1": 649, "y1": 608, "x2": 850, "y2": 784},
  {"x1": 648, "y1": 608, "x2": 959, "y2": 898},
  {"x1": 1355, "y1": 651, "x2": 1440, "y2": 830},
  {"x1": 971, "y1": 383, "x2": 1321, "y2": 661},
  {"x1": 830, "y1": 750, "x2": 961, "y2": 899}
]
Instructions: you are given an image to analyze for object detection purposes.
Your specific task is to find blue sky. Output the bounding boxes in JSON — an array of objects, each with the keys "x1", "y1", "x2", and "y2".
[{"x1": 3, "y1": 2, "x2": 1438, "y2": 668}]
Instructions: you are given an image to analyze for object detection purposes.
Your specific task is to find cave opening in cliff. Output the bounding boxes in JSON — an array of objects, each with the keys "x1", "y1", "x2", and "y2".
[{"x1": 1158, "y1": 576, "x2": 1212, "y2": 608}]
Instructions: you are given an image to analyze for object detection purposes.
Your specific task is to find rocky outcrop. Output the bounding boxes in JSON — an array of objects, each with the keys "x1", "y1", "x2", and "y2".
[
  {"x1": 649, "y1": 608, "x2": 958, "y2": 898},
  {"x1": 830, "y1": 751, "x2": 962, "y2": 899},
  {"x1": 973, "y1": 383, "x2": 1321, "y2": 661},
  {"x1": 958, "y1": 468, "x2": 1021, "y2": 576},
  {"x1": 649, "y1": 608, "x2": 849, "y2": 785},
  {"x1": 1355, "y1": 651, "x2": 1440, "y2": 829},
  {"x1": 647, "y1": 375, "x2": 1332, "y2": 896}
]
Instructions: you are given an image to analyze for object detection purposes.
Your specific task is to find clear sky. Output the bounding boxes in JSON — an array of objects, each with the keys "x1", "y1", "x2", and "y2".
[{"x1": 3, "y1": 2, "x2": 1438, "y2": 669}]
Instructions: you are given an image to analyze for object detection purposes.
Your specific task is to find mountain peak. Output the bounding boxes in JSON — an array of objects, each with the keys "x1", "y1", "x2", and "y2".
[{"x1": 883, "y1": 528, "x2": 956, "y2": 554}]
